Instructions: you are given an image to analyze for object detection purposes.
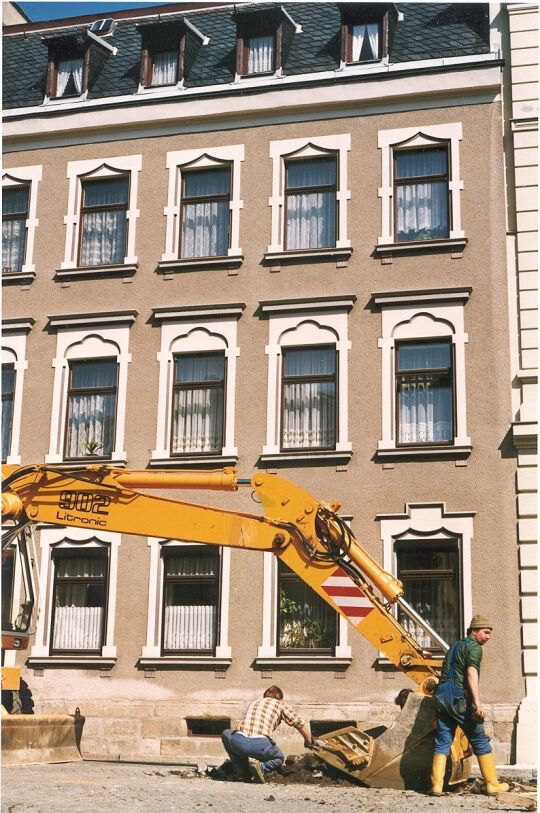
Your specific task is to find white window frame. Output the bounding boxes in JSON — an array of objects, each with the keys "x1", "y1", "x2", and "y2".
[
  {"x1": 373, "y1": 288, "x2": 472, "y2": 456},
  {"x1": 161, "y1": 145, "x2": 244, "y2": 266},
  {"x1": 60, "y1": 154, "x2": 142, "y2": 270},
  {"x1": 2, "y1": 319, "x2": 33, "y2": 465},
  {"x1": 376, "y1": 502, "x2": 475, "y2": 656},
  {"x1": 141, "y1": 538, "x2": 231, "y2": 666},
  {"x1": 2, "y1": 165, "x2": 42, "y2": 276},
  {"x1": 1, "y1": 532, "x2": 29, "y2": 668},
  {"x1": 45, "y1": 312, "x2": 136, "y2": 465},
  {"x1": 267, "y1": 134, "x2": 351, "y2": 256},
  {"x1": 256, "y1": 520, "x2": 353, "y2": 666},
  {"x1": 150, "y1": 305, "x2": 243, "y2": 466},
  {"x1": 377, "y1": 122, "x2": 464, "y2": 247},
  {"x1": 261, "y1": 297, "x2": 354, "y2": 462},
  {"x1": 29, "y1": 527, "x2": 120, "y2": 666}
]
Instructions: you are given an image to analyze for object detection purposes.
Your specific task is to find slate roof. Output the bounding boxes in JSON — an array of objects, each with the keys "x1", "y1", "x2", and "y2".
[{"x1": 3, "y1": 3, "x2": 491, "y2": 111}]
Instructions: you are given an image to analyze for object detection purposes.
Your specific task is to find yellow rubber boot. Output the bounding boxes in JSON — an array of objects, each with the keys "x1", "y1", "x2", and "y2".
[
  {"x1": 477, "y1": 753, "x2": 510, "y2": 796},
  {"x1": 430, "y1": 753, "x2": 447, "y2": 796}
]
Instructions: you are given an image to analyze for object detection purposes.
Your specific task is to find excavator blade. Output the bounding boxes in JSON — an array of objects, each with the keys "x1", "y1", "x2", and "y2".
[
  {"x1": 312, "y1": 693, "x2": 471, "y2": 791},
  {"x1": 1, "y1": 709, "x2": 85, "y2": 766}
]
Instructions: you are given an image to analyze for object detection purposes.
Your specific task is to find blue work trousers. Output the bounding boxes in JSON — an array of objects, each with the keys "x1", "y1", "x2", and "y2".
[
  {"x1": 433, "y1": 681, "x2": 491, "y2": 757},
  {"x1": 221, "y1": 729, "x2": 284, "y2": 777}
]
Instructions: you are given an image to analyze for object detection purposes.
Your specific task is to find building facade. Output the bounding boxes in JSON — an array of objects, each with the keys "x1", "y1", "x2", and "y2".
[{"x1": 2, "y1": 2, "x2": 528, "y2": 763}]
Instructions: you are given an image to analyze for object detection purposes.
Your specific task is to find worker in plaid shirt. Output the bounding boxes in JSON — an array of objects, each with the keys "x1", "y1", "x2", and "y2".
[{"x1": 221, "y1": 685, "x2": 313, "y2": 783}]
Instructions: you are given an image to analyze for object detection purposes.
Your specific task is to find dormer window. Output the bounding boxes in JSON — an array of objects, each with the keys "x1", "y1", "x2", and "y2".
[
  {"x1": 340, "y1": 4, "x2": 396, "y2": 65},
  {"x1": 46, "y1": 36, "x2": 88, "y2": 99},
  {"x1": 235, "y1": 7, "x2": 301, "y2": 78},
  {"x1": 139, "y1": 18, "x2": 208, "y2": 89}
]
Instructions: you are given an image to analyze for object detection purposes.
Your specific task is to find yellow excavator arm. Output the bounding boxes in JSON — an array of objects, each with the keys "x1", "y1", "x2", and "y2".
[{"x1": 2, "y1": 463, "x2": 445, "y2": 693}]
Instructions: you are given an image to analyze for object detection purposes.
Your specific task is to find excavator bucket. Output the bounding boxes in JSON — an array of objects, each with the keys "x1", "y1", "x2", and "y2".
[
  {"x1": 312, "y1": 693, "x2": 471, "y2": 791},
  {"x1": 1, "y1": 709, "x2": 85, "y2": 766}
]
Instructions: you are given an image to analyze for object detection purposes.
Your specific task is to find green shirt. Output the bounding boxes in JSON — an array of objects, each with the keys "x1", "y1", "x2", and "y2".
[{"x1": 439, "y1": 635, "x2": 483, "y2": 689}]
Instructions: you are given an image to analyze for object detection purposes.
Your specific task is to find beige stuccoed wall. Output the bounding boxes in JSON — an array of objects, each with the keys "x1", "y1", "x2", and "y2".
[{"x1": 3, "y1": 99, "x2": 521, "y2": 762}]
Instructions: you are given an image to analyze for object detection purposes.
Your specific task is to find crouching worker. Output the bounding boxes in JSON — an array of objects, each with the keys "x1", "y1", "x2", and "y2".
[
  {"x1": 221, "y1": 685, "x2": 313, "y2": 783},
  {"x1": 430, "y1": 615, "x2": 509, "y2": 797}
]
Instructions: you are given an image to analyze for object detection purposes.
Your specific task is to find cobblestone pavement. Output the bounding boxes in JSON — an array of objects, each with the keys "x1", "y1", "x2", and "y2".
[{"x1": 2, "y1": 762, "x2": 536, "y2": 813}]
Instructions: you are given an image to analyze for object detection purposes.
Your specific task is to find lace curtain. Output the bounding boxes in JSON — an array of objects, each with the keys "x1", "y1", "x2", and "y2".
[
  {"x1": 248, "y1": 34, "x2": 274, "y2": 73},
  {"x1": 282, "y1": 347, "x2": 336, "y2": 449},
  {"x1": 398, "y1": 343, "x2": 452, "y2": 444},
  {"x1": 80, "y1": 177, "x2": 128, "y2": 267},
  {"x1": 172, "y1": 354, "x2": 225, "y2": 454},
  {"x1": 2, "y1": 186, "x2": 29, "y2": 273},
  {"x1": 396, "y1": 150, "x2": 448, "y2": 241},
  {"x1": 52, "y1": 555, "x2": 106, "y2": 651},
  {"x1": 181, "y1": 168, "x2": 230, "y2": 258},
  {"x1": 65, "y1": 361, "x2": 117, "y2": 458},
  {"x1": 152, "y1": 50, "x2": 178, "y2": 85},
  {"x1": 351, "y1": 23, "x2": 379, "y2": 61},
  {"x1": 56, "y1": 57, "x2": 83, "y2": 97},
  {"x1": 286, "y1": 159, "x2": 336, "y2": 250}
]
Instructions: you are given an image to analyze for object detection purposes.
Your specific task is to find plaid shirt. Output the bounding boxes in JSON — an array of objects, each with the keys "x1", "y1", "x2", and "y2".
[{"x1": 237, "y1": 697, "x2": 306, "y2": 737}]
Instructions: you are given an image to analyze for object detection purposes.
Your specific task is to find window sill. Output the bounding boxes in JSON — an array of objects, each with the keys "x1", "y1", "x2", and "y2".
[
  {"x1": 263, "y1": 247, "x2": 352, "y2": 265},
  {"x1": 2, "y1": 271, "x2": 36, "y2": 286},
  {"x1": 139, "y1": 657, "x2": 232, "y2": 669},
  {"x1": 54, "y1": 263, "x2": 138, "y2": 281},
  {"x1": 156, "y1": 256, "x2": 244, "y2": 273},
  {"x1": 376, "y1": 445, "x2": 472, "y2": 459},
  {"x1": 27, "y1": 656, "x2": 117, "y2": 668},
  {"x1": 260, "y1": 450, "x2": 352, "y2": 465},
  {"x1": 254, "y1": 657, "x2": 351, "y2": 670},
  {"x1": 44, "y1": 458, "x2": 128, "y2": 470},
  {"x1": 149, "y1": 455, "x2": 238, "y2": 468},
  {"x1": 374, "y1": 238, "x2": 467, "y2": 257}
]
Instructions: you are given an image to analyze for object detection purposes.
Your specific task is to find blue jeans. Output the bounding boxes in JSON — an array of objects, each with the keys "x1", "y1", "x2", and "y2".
[
  {"x1": 221, "y1": 729, "x2": 284, "y2": 777},
  {"x1": 433, "y1": 681, "x2": 491, "y2": 757}
]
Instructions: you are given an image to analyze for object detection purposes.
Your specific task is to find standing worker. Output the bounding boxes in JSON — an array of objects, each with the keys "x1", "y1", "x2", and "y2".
[
  {"x1": 430, "y1": 615, "x2": 510, "y2": 797},
  {"x1": 221, "y1": 686, "x2": 313, "y2": 783}
]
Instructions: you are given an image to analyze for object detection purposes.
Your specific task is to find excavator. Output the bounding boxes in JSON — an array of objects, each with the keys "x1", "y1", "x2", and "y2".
[{"x1": 2, "y1": 463, "x2": 471, "y2": 789}]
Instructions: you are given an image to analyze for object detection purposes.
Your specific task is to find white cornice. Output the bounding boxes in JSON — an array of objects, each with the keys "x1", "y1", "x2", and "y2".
[
  {"x1": 152, "y1": 303, "x2": 246, "y2": 322},
  {"x1": 260, "y1": 296, "x2": 356, "y2": 315},
  {"x1": 371, "y1": 287, "x2": 472, "y2": 307},
  {"x1": 47, "y1": 310, "x2": 138, "y2": 329},
  {"x1": 3, "y1": 60, "x2": 502, "y2": 152},
  {"x1": 2, "y1": 317, "x2": 36, "y2": 334}
]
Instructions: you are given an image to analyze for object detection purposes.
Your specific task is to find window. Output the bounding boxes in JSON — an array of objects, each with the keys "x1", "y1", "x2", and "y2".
[
  {"x1": 60, "y1": 155, "x2": 141, "y2": 275},
  {"x1": 281, "y1": 346, "x2": 336, "y2": 451},
  {"x1": 2, "y1": 166, "x2": 42, "y2": 279},
  {"x1": 2, "y1": 365, "x2": 15, "y2": 462},
  {"x1": 377, "y1": 124, "x2": 464, "y2": 250},
  {"x1": 396, "y1": 341, "x2": 453, "y2": 446},
  {"x1": 267, "y1": 135, "x2": 351, "y2": 258},
  {"x1": 278, "y1": 562, "x2": 337, "y2": 655},
  {"x1": 45, "y1": 312, "x2": 135, "y2": 466},
  {"x1": 151, "y1": 305, "x2": 241, "y2": 467},
  {"x1": 373, "y1": 288, "x2": 471, "y2": 457},
  {"x1": 141, "y1": 538, "x2": 232, "y2": 665},
  {"x1": 261, "y1": 297, "x2": 354, "y2": 463},
  {"x1": 139, "y1": 19, "x2": 208, "y2": 90},
  {"x1": 79, "y1": 176, "x2": 129, "y2": 267},
  {"x1": 29, "y1": 529, "x2": 120, "y2": 666},
  {"x1": 162, "y1": 546, "x2": 220, "y2": 654},
  {"x1": 396, "y1": 539, "x2": 461, "y2": 652},
  {"x1": 50, "y1": 549, "x2": 108, "y2": 654},
  {"x1": 146, "y1": 48, "x2": 179, "y2": 87},
  {"x1": 2, "y1": 185, "x2": 29, "y2": 274},
  {"x1": 235, "y1": 8, "x2": 300, "y2": 78},
  {"x1": 161, "y1": 146, "x2": 244, "y2": 268},
  {"x1": 395, "y1": 148, "x2": 449, "y2": 243},
  {"x1": 350, "y1": 22, "x2": 379, "y2": 61},
  {"x1": 46, "y1": 37, "x2": 88, "y2": 99},
  {"x1": 180, "y1": 166, "x2": 231, "y2": 259},
  {"x1": 171, "y1": 352, "x2": 225, "y2": 456},
  {"x1": 64, "y1": 359, "x2": 118, "y2": 460},
  {"x1": 285, "y1": 157, "x2": 337, "y2": 250}
]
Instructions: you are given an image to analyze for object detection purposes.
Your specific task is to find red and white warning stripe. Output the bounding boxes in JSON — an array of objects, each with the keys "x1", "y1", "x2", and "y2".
[{"x1": 321, "y1": 567, "x2": 373, "y2": 625}]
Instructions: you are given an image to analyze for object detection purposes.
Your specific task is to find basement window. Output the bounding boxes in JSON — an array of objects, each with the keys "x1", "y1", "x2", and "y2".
[{"x1": 186, "y1": 718, "x2": 231, "y2": 737}]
